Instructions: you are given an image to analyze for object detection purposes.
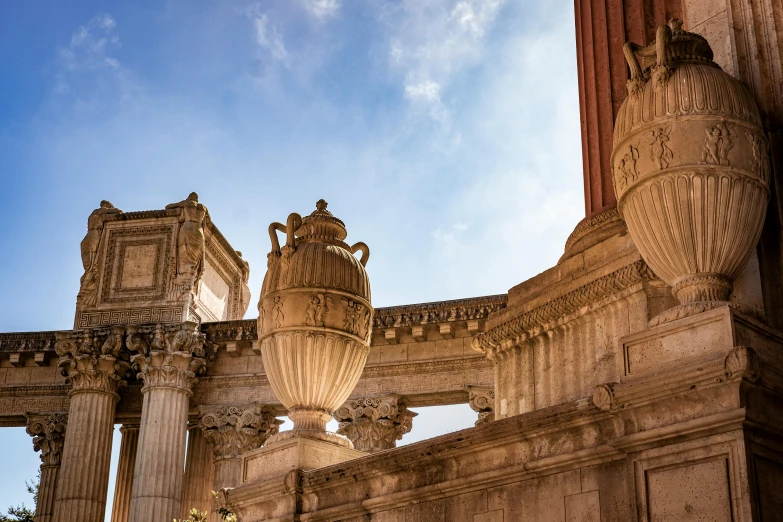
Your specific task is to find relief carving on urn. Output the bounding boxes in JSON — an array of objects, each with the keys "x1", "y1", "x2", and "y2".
[
  {"x1": 612, "y1": 19, "x2": 771, "y2": 324},
  {"x1": 258, "y1": 200, "x2": 372, "y2": 447}
]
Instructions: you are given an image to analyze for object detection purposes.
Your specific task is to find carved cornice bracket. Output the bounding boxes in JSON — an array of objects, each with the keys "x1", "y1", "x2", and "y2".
[
  {"x1": 199, "y1": 403, "x2": 282, "y2": 460},
  {"x1": 26, "y1": 413, "x2": 68, "y2": 467},
  {"x1": 334, "y1": 395, "x2": 417, "y2": 452},
  {"x1": 466, "y1": 385, "x2": 495, "y2": 425}
]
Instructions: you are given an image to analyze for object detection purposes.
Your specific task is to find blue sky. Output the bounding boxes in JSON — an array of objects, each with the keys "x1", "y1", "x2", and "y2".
[{"x1": 0, "y1": 0, "x2": 582, "y2": 516}]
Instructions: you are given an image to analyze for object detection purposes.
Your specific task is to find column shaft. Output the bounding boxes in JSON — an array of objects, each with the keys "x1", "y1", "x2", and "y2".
[
  {"x1": 182, "y1": 426, "x2": 215, "y2": 518},
  {"x1": 53, "y1": 390, "x2": 118, "y2": 522},
  {"x1": 110, "y1": 425, "x2": 139, "y2": 522},
  {"x1": 128, "y1": 386, "x2": 190, "y2": 522},
  {"x1": 36, "y1": 465, "x2": 58, "y2": 522}
]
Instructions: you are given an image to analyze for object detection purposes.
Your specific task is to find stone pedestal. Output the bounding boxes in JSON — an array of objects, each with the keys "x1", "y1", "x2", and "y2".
[
  {"x1": 53, "y1": 329, "x2": 129, "y2": 522},
  {"x1": 182, "y1": 423, "x2": 215, "y2": 519},
  {"x1": 127, "y1": 323, "x2": 207, "y2": 522},
  {"x1": 334, "y1": 395, "x2": 416, "y2": 452},
  {"x1": 110, "y1": 424, "x2": 139, "y2": 522},
  {"x1": 26, "y1": 414, "x2": 67, "y2": 522}
]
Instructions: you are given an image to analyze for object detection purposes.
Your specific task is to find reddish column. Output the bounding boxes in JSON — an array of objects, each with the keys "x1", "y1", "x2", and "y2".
[{"x1": 574, "y1": 0, "x2": 683, "y2": 217}]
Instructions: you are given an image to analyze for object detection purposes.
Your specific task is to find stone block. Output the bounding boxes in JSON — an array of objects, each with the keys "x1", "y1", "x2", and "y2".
[
  {"x1": 565, "y1": 491, "x2": 600, "y2": 522},
  {"x1": 241, "y1": 437, "x2": 365, "y2": 484}
]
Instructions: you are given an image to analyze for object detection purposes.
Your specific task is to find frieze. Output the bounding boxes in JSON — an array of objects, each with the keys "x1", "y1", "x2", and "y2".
[
  {"x1": 372, "y1": 294, "x2": 507, "y2": 329},
  {"x1": 0, "y1": 331, "x2": 57, "y2": 353},
  {"x1": 76, "y1": 306, "x2": 184, "y2": 329}
]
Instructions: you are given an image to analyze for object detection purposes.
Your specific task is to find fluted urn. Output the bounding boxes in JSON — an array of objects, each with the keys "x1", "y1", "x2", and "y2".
[
  {"x1": 612, "y1": 19, "x2": 770, "y2": 322},
  {"x1": 258, "y1": 200, "x2": 372, "y2": 447}
]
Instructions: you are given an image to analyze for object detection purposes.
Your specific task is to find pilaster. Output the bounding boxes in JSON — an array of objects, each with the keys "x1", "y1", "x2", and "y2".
[
  {"x1": 110, "y1": 424, "x2": 139, "y2": 522},
  {"x1": 53, "y1": 327, "x2": 130, "y2": 522},
  {"x1": 126, "y1": 322, "x2": 208, "y2": 522},
  {"x1": 26, "y1": 413, "x2": 67, "y2": 522},
  {"x1": 334, "y1": 395, "x2": 416, "y2": 452}
]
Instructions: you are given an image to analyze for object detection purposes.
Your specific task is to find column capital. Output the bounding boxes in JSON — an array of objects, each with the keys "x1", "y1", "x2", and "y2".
[
  {"x1": 466, "y1": 385, "x2": 495, "y2": 426},
  {"x1": 127, "y1": 322, "x2": 208, "y2": 394},
  {"x1": 199, "y1": 403, "x2": 282, "y2": 460},
  {"x1": 334, "y1": 395, "x2": 416, "y2": 452},
  {"x1": 55, "y1": 327, "x2": 131, "y2": 396},
  {"x1": 26, "y1": 413, "x2": 68, "y2": 467}
]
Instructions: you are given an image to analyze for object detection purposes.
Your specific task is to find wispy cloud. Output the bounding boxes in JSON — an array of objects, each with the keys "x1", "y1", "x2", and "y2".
[
  {"x1": 245, "y1": 4, "x2": 292, "y2": 67},
  {"x1": 384, "y1": 0, "x2": 505, "y2": 129},
  {"x1": 302, "y1": 0, "x2": 340, "y2": 20},
  {"x1": 55, "y1": 13, "x2": 138, "y2": 100}
]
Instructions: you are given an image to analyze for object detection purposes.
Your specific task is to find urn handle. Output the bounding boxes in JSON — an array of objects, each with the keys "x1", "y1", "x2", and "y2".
[
  {"x1": 268, "y1": 213, "x2": 303, "y2": 255},
  {"x1": 622, "y1": 21, "x2": 672, "y2": 82},
  {"x1": 351, "y1": 242, "x2": 370, "y2": 267}
]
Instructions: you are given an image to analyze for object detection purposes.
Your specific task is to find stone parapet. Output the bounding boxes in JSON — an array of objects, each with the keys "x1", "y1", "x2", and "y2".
[{"x1": 223, "y1": 329, "x2": 783, "y2": 520}]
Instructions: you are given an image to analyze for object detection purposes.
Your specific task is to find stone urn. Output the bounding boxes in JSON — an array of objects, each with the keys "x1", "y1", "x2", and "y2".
[
  {"x1": 612, "y1": 19, "x2": 770, "y2": 323},
  {"x1": 258, "y1": 200, "x2": 372, "y2": 447}
]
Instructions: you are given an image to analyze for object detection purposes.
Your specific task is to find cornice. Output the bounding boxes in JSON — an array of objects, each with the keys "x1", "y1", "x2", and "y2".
[
  {"x1": 372, "y1": 295, "x2": 507, "y2": 329},
  {"x1": 474, "y1": 260, "x2": 656, "y2": 353}
]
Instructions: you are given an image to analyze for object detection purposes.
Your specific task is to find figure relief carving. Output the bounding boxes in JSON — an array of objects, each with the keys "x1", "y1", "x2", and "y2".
[
  {"x1": 78, "y1": 200, "x2": 121, "y2": 306},
  {"x1": 341, "y1": 298, "x2": 371, "y2": 340},
  {"x1": 702, "y1": 121, "x2": 735, "y2": 165},
  {"x1": 273, "y1": 296, "x2": 285, "y2": 328},
  {"x1": 304, "y1": 293, "x2": 332, "y2": 327},
  {"x1": 746, "y1": 132, "x2": 770, "y2": 183},
  {"x1": 617, "y1": 144, "x2": 640, "y2": 189},
  {"x1": 26, "y1": 413, "x2": 68, "y2": 467},
  {"x1": 165, "y1": 192, "x2": 208, "y2": 297},
  {"x1": 650, "y1": 126, "x2": 673, "y2": 169}
]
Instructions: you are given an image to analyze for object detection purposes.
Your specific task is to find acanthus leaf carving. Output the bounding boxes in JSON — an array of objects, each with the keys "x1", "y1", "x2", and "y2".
[
  {"x1": 466, "y1": 385, "x2": 495, "y2": 426},
  {"x1": 26, "y1": 413, "x2": 68, "y2": 467},
  {"x1": 334, "y1": 395, "x2": 417, "y2": 452},
  {"x1": 724, "y1": 346, "x2": 760, "y2": 383},
  {"x1": 199, "y1": 403, "x2": 282, "y2": 459}
]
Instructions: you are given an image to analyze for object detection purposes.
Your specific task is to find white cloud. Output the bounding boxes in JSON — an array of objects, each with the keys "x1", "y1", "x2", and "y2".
[
  {"x1": 59, "y1": 13, "x2": 120, "y2": 72},
  {"x1": 245, "y1": 5, "x2": 291, "y2": 67},
  {"x1": 303, "y1": 0, "x2": 340, "y2": 19}
]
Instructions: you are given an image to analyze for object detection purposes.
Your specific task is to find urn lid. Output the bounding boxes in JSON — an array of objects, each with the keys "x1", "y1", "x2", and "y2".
[
  {"x1": 295, "y1": 200, "x2": 348, "y2": 243},
  {"x1": 661, "y1": 19, "x2": 714, "y2": 65}
]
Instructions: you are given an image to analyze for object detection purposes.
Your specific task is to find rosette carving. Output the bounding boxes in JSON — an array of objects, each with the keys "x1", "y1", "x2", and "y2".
[
  {"x1": 334, "y1": 395, "x2": 416, "y2": 452},
  {"x1": 26, "y1": 414, "x2": 68, "y2": 467},
  {"x1": 199, "y1": 404, "x2": 282, "y2": 459},
  {"x1": 127, "y1": 322, "x2": 207, "y2": 394}
]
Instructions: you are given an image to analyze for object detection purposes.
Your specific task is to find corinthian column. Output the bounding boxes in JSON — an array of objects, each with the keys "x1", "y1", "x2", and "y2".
[
  {"x1": 181, "y1": 422, "x2": 215, "y2": 518},
  {"x1": 334, "y1": 395, "x2": 416, "y2": 452},
  {"x1": 53, "y1": 327, "x2": 129, "y2": 522},
  {"x1": 127, "y1": 322, "x2": 207, "y2": 522},
  {"x1": 200, "y1": 404, "x2": 282, "y2": 492},
  {"x1": 26, "y1": 413, "x2": 67, "y2": 522},
  {"x1": 110, "y1": 424, "x2": 139, "y2": 522}
]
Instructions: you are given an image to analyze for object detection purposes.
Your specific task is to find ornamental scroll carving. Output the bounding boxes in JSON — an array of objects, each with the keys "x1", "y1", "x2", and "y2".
[
  {"x1": 78, "y1": 201, "x2": 122, "y2": 306},
  {"x1": 55, "y1": 327, "x2": 131, "y2": 396},
  {"x1": 26, "y1": 413, "x2": 68, "y2": 467},
  {"x1": 466, "y1": 385, "x2": 495, "y2": 426},
  {"x1": 199, "y1": 404, "x2": 282, "y2": 459},
  {"x1": 373, "y1": 295, "x2": 507, "y2": 329},
  {"x1": 126, "y1": 322, "x2": 208, "y2": 394},
  {"x1": 334, "y1": 395, "x2": 416, "y2": 452}
]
